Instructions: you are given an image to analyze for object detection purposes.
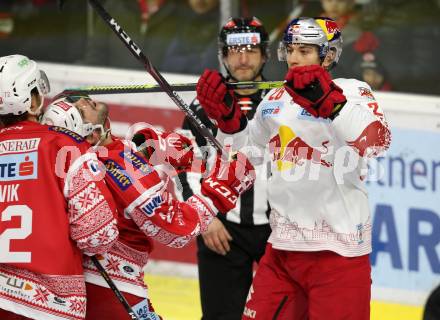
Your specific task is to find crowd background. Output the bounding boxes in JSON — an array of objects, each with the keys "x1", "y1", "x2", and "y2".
[{"x1": 1, "y1": 0, "x2": 440, "y2": 95}]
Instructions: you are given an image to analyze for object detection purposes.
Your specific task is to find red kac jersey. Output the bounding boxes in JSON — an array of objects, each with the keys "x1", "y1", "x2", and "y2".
[{"x1": 0, "y1": 121, "x2": 118, "y2": 320}]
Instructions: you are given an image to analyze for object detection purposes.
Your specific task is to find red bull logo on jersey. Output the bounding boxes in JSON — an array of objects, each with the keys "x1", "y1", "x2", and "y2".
[
  {"x1": 269, "y1": 125, "x2": 332, "y2": 171},
  {"x1": 358, "y1": 87, "x2": 375, "y2": 100},
  {"x1": 0, "y1": 152, "x2": 38, "y2": 181},
  {"x1": 347, "y1": 120, "x2": 390, "y2": 157}
]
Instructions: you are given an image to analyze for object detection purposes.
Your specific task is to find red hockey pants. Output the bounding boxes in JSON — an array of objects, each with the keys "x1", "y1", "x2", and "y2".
[{"x1": 243, "y1": 244, "x2": 371, "y2": 320}]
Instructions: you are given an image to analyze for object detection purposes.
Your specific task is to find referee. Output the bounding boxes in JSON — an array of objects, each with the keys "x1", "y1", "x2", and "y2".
[{"x1": 176, "y1": 17, "x2": 272, "y2": 320}]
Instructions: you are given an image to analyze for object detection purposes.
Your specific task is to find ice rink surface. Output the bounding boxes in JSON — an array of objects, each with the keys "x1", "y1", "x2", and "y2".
[{"x1": 145, "y1": 268, "x2": 424, "y2": 320}]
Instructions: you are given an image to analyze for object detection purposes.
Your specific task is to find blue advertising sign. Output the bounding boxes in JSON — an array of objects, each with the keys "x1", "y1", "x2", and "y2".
[{"x1": 367, "y1": 127, "x2": 440, "y2": 299}]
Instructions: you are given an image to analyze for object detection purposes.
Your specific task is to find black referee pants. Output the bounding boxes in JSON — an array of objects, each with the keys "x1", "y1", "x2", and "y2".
[
  {"x1": 424, "y1": 284, "x2": 440, "y2": 320},
  {"x1": 197, "y1": 219, "x2": 271, "y2": 320}
]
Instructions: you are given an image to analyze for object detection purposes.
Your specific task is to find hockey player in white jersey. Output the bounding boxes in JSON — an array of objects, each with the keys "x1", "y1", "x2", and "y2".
[{"x1": 195, "y1": 17, "x2": 391, "y2": 319}]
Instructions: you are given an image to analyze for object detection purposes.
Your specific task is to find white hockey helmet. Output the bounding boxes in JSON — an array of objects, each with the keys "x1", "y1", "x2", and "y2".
[
  {"x1": 0, "y1": 54, "x2": 50, "y2": 116},
  {"x1": 41, "y1": 97, "x2": 95, "y2": 137},
  {"x1": 278, "y1": 17, "x2": 329, "y2": 61}
]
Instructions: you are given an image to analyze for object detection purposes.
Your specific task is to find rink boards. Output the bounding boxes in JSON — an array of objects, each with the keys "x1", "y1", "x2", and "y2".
[{"x1": 41, "y1": 62, "x2": 440, "y2": 319}]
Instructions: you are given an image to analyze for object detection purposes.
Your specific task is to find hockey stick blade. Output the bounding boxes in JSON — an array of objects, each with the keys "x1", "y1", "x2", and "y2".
[
  {"x1": 59, "y1": 81, "x2": 285, "y2": 96},
  {"x1": 87, "y1": 0, "x2": 224, "y2": 154}
]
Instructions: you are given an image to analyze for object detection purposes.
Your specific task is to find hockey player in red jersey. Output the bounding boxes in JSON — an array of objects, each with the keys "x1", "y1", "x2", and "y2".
[
  {"x1": 196, "y1": 17, "x2": 391, "y2": 319},
  {"x1": 0, "y1": 55, "x2": 119, "y2": 320},
  {"x1": 41, "y1": 96, "x2": 256, "y2": 319}
]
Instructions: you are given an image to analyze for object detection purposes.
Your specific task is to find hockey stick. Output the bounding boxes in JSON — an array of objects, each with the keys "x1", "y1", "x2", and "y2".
[
  {"x1": 85, "y1": 0, "x2": 223, "y2": 153},
  {"x1": 268, "y1": 3, "x2": 305, "y2": 44},
  {"x1": 272, "y1": 295, "x2": 288, "y2": 320},
  {"x1": 58, "y1": 80, "x2": 284, "y2": 97},
  {"x1": 90, "y1": 256, "x2": 140, "y2": 320}
]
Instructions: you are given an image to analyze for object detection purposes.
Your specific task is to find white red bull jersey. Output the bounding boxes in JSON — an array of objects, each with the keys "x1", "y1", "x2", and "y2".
[
  {"x1": 83, "y1": 138, "x2": 217, "y2": 298},
  {"x1": 0, "y1": 121, "x2": 119, "y2": 320},
  {"x1": 217, "y1": 79, "x2": 391, "y2": 257}
]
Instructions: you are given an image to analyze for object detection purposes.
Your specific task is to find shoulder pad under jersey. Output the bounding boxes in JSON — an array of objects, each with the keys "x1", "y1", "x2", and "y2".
[{"x1": 48, "y1": 125, "x2": 85, "y2": 143}]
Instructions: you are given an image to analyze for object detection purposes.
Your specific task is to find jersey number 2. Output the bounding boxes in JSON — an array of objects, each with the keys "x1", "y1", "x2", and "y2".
[{"x1": 0, "y1": 205, "x2": 32, "y2": 263}]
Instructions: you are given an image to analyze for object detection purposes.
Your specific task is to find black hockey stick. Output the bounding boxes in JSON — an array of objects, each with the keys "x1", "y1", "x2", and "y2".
[
  {"x1": 272, "y1": 295, "x2": 288, "y2": 320},
  {"x1": 268, "y1": 5, "x2": 304, "y2": 43},
  {"x1": 57, "y1": 80, "x2": 284, "y2": 97},
  {"x1": 85, "y1": 0, "x2": 223, "y2": 153},
  {"x1": 90, "y1": 256, "x2": 140, "y2": 320}
]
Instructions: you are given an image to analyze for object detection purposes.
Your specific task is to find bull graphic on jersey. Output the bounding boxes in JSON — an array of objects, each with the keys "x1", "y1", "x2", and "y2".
[
  {"x1": 347, "y1": 120, "x2": 390, "y2": 157},
  {"x1": 269, "y1": 125, "x2": 332, "y2": 171}
]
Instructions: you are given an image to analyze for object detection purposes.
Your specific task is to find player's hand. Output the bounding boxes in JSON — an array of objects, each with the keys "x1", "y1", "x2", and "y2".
[
  {"x1": 201, "y1": 217, "x2": 232, "y2": 255},
  {"x1": 196, "y1": 69, "x2": 245, "y2": 133},
  {"x1": 133, "y1": 127, "x2": 194, "y2": 172},
  {"x1": 201, "y1": 151, "x2": 255, "y2": 214},
  {"x1": 284, "y1": 65, "x2": 347, "y2": 119}
]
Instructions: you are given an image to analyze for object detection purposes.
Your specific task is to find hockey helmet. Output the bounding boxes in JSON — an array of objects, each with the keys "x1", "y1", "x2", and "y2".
[
  {"x1": 278, "y1": 17, "x2": 329, "y2": 61},
  {"x1": 0, "y1": 55, "x2": 50, "y2": 116},
  {"x1": 42, "y1": 97, "x2": 95, "y2": 137},
  {"x1": 219, "y1": 16, "x2": 269, "y2": 58}
]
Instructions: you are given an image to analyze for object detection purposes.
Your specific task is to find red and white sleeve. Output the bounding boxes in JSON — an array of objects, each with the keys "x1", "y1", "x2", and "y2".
[{"x1": 64, "y1": 150, "x2": 119, "y2": 256}]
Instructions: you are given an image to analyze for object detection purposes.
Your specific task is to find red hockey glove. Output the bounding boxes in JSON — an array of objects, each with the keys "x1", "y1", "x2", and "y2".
[
  {"x1": 196, "y1": 69, "x2": 246, "y2": 133},
  {"x1": 132, "y1": 127, "x2": 194, "y2": 172},
  {"x1": 284, "y1": 65, "x2": 347, "y2": 119},
  {"x1": 201, "y1": 151, "x2": 255, "y2": 214}
]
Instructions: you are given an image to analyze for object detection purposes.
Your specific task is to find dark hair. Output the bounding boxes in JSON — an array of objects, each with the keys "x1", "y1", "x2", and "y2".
[
  {"x1": 0, "y1": 113, "x2": 28, "y2": 127},
  {"x1": 0, "y1": 88, "x2": 40, "y2": 126}
]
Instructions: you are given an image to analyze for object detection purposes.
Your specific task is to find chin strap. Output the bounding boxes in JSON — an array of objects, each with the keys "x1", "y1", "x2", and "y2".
[
  {"x1": 91, "y1": 126, "x2": 111, "y2": 148},
  {"x1": 92, "y1": 117, "x2": 112, "y2": 148}
]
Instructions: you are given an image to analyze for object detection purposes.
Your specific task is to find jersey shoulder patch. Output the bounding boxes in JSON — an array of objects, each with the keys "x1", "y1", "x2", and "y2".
[{"x1": 334, "y1": 78, "x2": 376, "y2": 101}]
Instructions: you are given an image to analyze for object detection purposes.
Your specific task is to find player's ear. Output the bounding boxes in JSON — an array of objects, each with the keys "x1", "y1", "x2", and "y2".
[
  {"x1": 322, "y1": 49, "x2": 336, "y2": 70},
  {"x1": 30, "y1": 90, "x2": 42, "y2": 113}
]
